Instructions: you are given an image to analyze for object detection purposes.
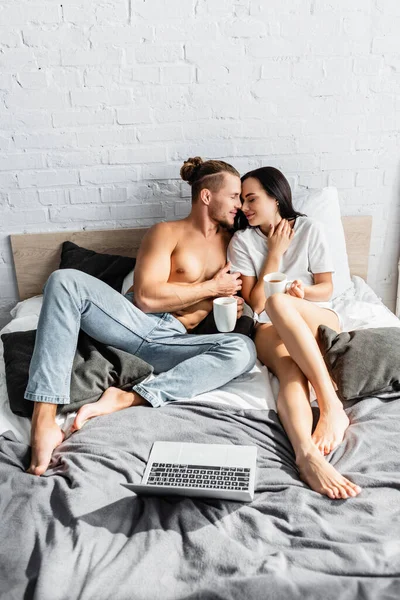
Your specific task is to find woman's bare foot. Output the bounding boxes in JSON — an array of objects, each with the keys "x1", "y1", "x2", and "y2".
[
  {"x1": 28, "y1": 403, "x2": 65, "y2": 476},
  {"x1": 297, "y1": 447, "x2": 362, "y2": 499},
  {"x1": 312, "y1": 407, "x2": 349, "y2": 455},
  {"x1": 71, "y1": 387, "x2": 149, "y2": 432}
]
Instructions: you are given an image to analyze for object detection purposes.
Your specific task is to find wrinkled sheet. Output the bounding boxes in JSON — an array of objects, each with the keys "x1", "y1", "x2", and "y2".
[{"x1": 1, "y1": 395, "x2": 400, "y2": 600}]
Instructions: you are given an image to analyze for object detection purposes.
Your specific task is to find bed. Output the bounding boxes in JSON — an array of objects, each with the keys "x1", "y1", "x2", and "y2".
[{"x1": 1, "y1": 189, "x2": 400, "y2": 600}]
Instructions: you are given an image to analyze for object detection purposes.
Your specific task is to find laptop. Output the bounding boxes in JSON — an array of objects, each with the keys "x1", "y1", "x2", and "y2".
[{"x1": 123, "y1": 441, "x2": 257, "y2": 502}]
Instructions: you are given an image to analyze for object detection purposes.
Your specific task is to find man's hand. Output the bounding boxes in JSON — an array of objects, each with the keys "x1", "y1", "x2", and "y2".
[
  {"x1": 286, "y1": 279, "x2": 305, "y2": 299},
  {"x1": 212, "y1": 262, "x2": 242, "y2": 296}
]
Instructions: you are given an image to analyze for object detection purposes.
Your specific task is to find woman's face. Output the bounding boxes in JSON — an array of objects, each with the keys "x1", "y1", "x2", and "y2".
[{"x1": 241, "y1": 177, "x2": 279, "y2": 227}]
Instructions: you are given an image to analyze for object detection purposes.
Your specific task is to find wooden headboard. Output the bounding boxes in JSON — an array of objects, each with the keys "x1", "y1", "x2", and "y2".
[{"x1": 10, "y1": 216, "x2": 372, "y2": 301}]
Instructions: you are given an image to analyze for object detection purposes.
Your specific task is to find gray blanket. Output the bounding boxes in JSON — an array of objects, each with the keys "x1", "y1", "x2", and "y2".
[{"x1": 1, "y1": 394, "x2": 400, "y2": 600}]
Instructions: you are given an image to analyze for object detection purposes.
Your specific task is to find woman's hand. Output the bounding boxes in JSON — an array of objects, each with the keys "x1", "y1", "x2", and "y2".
[
  {"x1": 286, "y1": 279, "x2": 305, "y2": 299},
  {"x1": 234, "y1": 296, "x2": 244, "y2": 320},
  {"x1": 267, "y1": 219, "x2": 295, "y2": 257}
]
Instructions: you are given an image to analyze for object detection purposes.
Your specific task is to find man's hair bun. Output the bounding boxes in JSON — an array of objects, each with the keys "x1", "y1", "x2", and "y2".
[{"x1": 180, "y1": 156, "x2": 204, "y2": 185}]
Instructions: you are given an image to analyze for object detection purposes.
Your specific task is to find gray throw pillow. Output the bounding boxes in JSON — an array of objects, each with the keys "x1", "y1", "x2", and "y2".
[
  {"x1": 318, "y1": 325, "x2": 400, "y2": 401},
  {"x1": 1, "y1": 330, "x2": 153, "y2": 417}
]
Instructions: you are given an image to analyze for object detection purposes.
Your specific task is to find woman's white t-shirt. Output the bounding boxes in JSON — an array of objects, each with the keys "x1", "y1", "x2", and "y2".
[{"x1": 227, "y1": 216, "x2": 336, "y2": 323}]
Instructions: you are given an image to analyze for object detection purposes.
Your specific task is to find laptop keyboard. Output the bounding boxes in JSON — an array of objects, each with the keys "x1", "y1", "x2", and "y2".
[{"x1": 147, "y1": 463, "x2": 250, "y2": 490}]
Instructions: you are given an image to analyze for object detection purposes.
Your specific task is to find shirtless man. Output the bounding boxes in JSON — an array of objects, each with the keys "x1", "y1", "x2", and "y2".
[{"x1": 27, "y1": 157, "x2": 257, "y2": 476}]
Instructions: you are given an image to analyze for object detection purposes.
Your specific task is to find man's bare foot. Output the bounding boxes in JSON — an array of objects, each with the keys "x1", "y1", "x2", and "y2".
[
  {"x1": 312, "y1": 407, "x2": 349, "y2": 455},
  {"x1": 71, "y1": 387, "x2": 149, "y2": 432},
  {"x1": 297, "y1": 447, "x2": 362, "y2": 499},
  {"x1": 28, "y1": 403, "x2": 65, "y2": 476}
]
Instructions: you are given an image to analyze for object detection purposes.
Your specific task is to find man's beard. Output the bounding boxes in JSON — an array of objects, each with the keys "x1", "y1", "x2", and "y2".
[
  {"x1": 210, "y1": 207, "x2": 234, "y2": 231},
  {"x1": 217, "y1": 218, "x2": 232, "y2": 230}
]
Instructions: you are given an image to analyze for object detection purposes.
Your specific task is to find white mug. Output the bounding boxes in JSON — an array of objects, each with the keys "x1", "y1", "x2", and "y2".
[
  {"x1": 213, "y1": 297, "x2": 237, "y2": 333},
  {"x1": 263, "y1": 272, "x2": 293, "y2": 298}
]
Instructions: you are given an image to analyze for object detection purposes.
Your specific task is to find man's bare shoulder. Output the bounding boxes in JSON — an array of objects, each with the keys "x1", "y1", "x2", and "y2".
[
  {"x1": 147, "y1": 220, "x2": 187, "y2": 235},
  {"x1": 144, "y1": 220, "x2": 233, "y2": 245},
  {"x1": 139, "y1": 220, "x2": 185, "y2": 253},
  {"x1": 146, "y1": 219, "x2": 192, "y2": 241}
]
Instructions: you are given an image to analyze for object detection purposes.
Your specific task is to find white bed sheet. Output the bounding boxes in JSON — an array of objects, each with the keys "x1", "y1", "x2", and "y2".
[{"x1": 1, "y1": 276, "x2": 399, "y2": 445}]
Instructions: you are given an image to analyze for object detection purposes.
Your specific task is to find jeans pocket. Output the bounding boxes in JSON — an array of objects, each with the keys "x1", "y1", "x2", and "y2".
[{"x1": 148, "y1": 313, "x2": 186, "y2": 339}]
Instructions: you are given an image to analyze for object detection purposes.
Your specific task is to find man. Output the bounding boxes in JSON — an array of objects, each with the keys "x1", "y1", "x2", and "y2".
[{"x1": 27, "y1": 157, "x2": 257, "y2": 476}]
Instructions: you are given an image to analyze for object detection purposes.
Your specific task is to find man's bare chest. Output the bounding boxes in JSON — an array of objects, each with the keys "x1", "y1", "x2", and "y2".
[{"x1": 169, "y1": 239, "x2": 228, "y2": 284}]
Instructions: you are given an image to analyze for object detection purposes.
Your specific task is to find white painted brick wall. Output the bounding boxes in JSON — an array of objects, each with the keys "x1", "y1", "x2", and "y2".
[{"x1": 0, "y1": 0, "x2": 400, "y2": 328}]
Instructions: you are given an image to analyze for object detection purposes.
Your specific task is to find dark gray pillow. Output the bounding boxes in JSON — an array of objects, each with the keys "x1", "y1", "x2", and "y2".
[
  {"x1": 1, "y1": 330, "x2": 153, "y2": 417},
  {"x1": 59, "y1": 241, "x2": 135, "y2": 292},
  {"x1": 318, "y1": 325, "x2": 400, "y2": 401}
]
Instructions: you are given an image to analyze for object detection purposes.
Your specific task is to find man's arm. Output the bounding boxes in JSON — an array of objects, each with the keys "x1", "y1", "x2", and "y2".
[{"x1": 132, "y1": 222, "x2": 242, "y2": 313}]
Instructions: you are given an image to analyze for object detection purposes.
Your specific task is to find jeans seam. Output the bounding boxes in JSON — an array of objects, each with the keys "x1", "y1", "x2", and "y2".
[
  {"x1": 81, "y1": 294, "x2": 160, "y2": 345},
  {"x1": 62, "y1": 284, "x2": 84, "y2": 398},
  {"x1": 143, "y1": 336, "x2": 225, "y2": 349}
]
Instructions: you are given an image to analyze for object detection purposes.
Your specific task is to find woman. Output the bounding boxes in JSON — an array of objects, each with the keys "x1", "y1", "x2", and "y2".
[{"x1": 228, "y1": 167, "x2": 361, "y2": 500}]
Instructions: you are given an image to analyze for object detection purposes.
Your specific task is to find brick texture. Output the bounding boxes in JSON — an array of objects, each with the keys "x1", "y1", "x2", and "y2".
[{"x1": 0, "y1": 0, "x2": 400, "y2": 328}]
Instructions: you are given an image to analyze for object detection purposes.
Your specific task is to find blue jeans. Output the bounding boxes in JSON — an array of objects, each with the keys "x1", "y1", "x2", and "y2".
[{"x1": 24, "y1": 269, "x2": 257, "y2": 408}]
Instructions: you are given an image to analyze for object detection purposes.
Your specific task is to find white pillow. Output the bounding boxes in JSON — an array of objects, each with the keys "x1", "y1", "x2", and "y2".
[
  {"x1": 121, "y1": 269, "x2": 134, "y2": 296},
  {"x1": 0, "y1": 315, "x2": 40, "y2": 335},
  {"x1": 293, "y1": 186, "x2": 353, "y2": 299},
  {"x1": 10, "y1": 295, "x2": 43, "y2": 320}
]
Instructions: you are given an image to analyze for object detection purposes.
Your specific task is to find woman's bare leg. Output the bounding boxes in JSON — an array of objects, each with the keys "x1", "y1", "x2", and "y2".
[
  {"x1": 265, "y1": 293, "x2": 348, "y2": 455},
  {"x1": 255, "y1": 324, "x2": 361, "y2": 499}
]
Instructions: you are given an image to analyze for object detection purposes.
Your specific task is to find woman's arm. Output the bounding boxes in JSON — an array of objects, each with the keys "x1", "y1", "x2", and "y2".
[
  {"x1": 287, "y1": 272, "x2": 333, "y2": 302},
  {"x1": 302, "y1": 219, "x2": 335, "y2": 302},
  {"x1": 305, "y1": 272, "x2": 333, "y2": 301},
  {"x1": 241, "y1": 252, "x2": 281, "y2": 314}
]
